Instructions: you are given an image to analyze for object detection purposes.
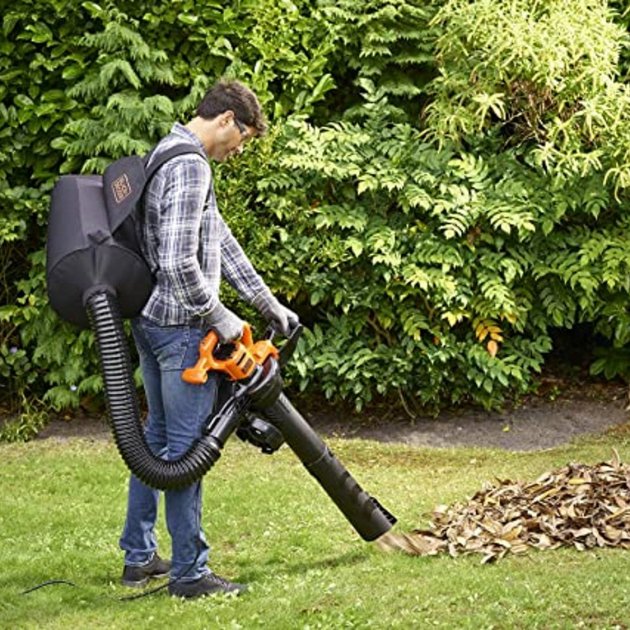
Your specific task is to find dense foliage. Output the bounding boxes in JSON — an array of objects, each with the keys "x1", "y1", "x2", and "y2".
[{"x1": 1, "y1": 0, "x2": 628, "y2": 421}]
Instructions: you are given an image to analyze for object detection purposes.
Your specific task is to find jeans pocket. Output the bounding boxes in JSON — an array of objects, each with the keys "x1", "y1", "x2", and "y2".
[{"x1": 141, "y1": 321, "x2": 192, "y2": 371}]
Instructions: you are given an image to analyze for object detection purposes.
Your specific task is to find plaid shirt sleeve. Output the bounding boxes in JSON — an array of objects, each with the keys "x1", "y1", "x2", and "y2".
[
  {"x1": 157, "y1": 156, "x2": 221, "y2": 317},
  {"x1": 219, "y1": 214, "x2": 270, "y2": 303}
]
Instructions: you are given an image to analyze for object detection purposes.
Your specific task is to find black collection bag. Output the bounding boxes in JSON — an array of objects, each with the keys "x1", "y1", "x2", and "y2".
[{"x1": 47, "y1": 143, "x2": 206, "y2": 328}]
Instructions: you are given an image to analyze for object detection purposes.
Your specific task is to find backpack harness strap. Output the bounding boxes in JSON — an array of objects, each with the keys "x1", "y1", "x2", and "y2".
[{"x1": 143, "y1": 143, "x2": 207, "y2": 182}]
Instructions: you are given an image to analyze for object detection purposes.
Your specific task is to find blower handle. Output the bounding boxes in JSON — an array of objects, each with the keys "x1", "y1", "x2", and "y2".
[{"x1": 278, "y1": 323, "x2": 303, "y2": 367}]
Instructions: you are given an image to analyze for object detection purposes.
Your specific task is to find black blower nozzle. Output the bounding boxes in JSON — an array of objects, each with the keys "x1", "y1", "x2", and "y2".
[{"x1": 257, "y1": 393, "x2": 396, "y2": 541}]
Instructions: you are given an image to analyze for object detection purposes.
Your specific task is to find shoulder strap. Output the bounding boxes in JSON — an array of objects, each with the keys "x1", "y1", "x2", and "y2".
[
  {"x1": 104, "y1": 144, "x2": 208, "y2": 234},
  {"x1": 144, "y1": 143, "x2": 207, "y2": 181}
]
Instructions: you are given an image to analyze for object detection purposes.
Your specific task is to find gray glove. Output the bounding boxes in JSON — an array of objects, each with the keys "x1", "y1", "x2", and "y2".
[
  {"x1": 252, "y1": 290, "x2": 299, "y2": 337},
  {"x1": 205, "y1": 302, "x2": 245, "y2": 344}
]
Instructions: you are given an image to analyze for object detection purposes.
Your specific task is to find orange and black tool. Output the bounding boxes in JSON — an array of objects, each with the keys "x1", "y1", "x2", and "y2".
[
  {"x1": 182, "y1": 323, "x2": 279, "y2": 384},
  {"x1": 180, "y1": 321, "x2": 396, "y2": 542}
]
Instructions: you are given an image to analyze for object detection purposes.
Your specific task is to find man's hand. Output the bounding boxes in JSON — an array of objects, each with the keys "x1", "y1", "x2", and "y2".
[
  {"x1": 205, "y1": 302, "x2": 245, "y2": 343},
  {"x1": 252, "y1": 291, "x2": 300, "y2": 337}
]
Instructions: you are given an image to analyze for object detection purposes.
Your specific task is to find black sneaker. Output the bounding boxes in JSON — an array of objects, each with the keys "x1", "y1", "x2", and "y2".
[
  {"x1": 121, "y1": 553, "x2": 171, "y2": 588},
  {"x1": 168, "y1": 573, "x2": 248, "y2": 599}
]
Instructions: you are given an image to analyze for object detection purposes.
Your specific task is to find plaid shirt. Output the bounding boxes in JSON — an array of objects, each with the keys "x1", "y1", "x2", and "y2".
[{"x1": 138, "y1": 123, "x2": 269, "y2": 326}]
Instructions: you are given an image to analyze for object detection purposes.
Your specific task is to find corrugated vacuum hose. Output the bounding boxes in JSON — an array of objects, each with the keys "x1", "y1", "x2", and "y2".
[{"x1": 85, "y1": 289, "x2": 223, "y2": 490}]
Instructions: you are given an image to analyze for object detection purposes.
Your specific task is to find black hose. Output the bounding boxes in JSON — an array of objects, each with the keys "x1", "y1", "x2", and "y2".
[{"x1": 85, "y1": 289, "x2": 222, "y2": 490}]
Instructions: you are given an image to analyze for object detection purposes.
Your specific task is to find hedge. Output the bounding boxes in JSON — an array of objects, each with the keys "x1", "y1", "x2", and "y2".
[{"x1": 1, "y1": 0, "x2": 628, "y2": 419}]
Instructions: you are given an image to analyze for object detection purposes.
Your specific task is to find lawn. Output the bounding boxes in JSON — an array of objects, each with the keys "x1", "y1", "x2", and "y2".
[{"x1": 1, "y1": 426, "x2": 629, "y2": 629}]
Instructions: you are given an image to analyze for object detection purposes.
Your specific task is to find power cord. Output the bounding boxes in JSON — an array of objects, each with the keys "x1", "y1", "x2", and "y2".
[
  {"x1": 21, "y1": 580, "x2": 77, "y2": 594},
  {"x1": 21, "y1": 547, "x2": 202, "y2": 602}
]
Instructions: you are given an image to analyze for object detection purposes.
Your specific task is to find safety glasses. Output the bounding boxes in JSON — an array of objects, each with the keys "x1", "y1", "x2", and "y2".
[{"x1": 233, "y1": 118, "x2": 249, "y2": 138}]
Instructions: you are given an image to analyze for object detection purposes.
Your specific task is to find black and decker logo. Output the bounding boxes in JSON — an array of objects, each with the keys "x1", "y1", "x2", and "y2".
[{"x1": 112, "y1": 174, "x2": 132, "y2": 204}]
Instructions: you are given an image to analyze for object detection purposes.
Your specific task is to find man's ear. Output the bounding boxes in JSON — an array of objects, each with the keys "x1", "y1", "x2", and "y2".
[{"x1": 220, "y1": 110, "x2": 235, "y2": 126}]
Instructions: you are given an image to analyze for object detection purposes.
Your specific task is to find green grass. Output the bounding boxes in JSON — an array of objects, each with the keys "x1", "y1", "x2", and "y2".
[{"x1": 1, "y1": 427, "x2": 629, "y2": 629}]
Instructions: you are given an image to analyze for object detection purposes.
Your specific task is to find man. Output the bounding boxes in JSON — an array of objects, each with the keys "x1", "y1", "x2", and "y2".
[{"x1": 119, "y1": 80, "x2": 299, "y2": 599}]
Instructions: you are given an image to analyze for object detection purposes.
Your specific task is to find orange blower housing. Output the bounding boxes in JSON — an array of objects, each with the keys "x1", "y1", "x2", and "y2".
[{"x1": 182, "y1": 323, "x2": 279, "y2": 384}]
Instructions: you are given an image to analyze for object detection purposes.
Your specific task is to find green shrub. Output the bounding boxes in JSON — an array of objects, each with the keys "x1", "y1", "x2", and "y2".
[
  {"x1": 0, "y1": 394, "x2": 48, "y2": 443},
  {"x1": 227, "y1": 0, "x2": 630, "y2": 409},
  {"x1": 1, "y1": 0, "x2": 628, "y2": 419},
  {"x1": 0, "y1": 0, "x2": 335, "y2": 411},
  {"x1": 610, "y1": 0, "x2": 630, "y2": 78}
]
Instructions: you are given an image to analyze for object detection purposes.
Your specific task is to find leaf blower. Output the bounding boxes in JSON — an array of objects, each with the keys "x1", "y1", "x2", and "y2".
[{"x1": 46, "y1": 164, "x2": 396, "y2": 542}]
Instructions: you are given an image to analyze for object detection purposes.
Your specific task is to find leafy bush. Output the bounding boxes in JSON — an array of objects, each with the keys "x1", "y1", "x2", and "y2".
[
  {"x1": 0, "y1": 0, "x2": 628, "y2": 421},
  {"x1": 610, "y1": 0, "x2": 630, "y2": 78},
  {"x1": 0, "y1": 0, "x2": 335, "y2": 412},
  {"x1": 427, "y1": 0, "x2": 630, "y2": 191},
  {"x1": 0, "y1": 394, "x2": 48, "y2": 442},
  {"x1": 231, "y1": 0, "x2": 630, "y2": 409}
]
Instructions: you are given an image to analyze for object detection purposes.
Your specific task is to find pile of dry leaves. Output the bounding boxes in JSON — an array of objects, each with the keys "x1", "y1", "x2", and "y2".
[{"x1": 378, "y1": 451, "x2": 630, "y2": 563}]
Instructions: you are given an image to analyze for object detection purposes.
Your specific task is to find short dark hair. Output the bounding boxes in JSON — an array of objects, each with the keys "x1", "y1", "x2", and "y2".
[{"x1": 196, "y1": 80, "x2": 267, "y2": 136}]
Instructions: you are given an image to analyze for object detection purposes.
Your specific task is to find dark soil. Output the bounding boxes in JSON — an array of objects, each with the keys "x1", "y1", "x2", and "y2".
[{"x1": 34, "y1": 380, "x2": 630, "y2": 452}]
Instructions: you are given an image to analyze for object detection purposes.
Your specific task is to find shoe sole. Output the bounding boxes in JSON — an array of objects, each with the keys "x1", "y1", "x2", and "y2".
[
  {"x1": 121, "y1": 572, "x2": 170, "y2": 588},
  {"x1": 168, "y1": 589, "x2": 244, "y2": 599},
  {"x1": 169, "y1": 585, "x2": 247, "y2": 598}
]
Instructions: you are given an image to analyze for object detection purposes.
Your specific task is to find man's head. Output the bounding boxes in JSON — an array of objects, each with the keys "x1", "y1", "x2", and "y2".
[{"x1": 187, "y1": 80, "x2": 267, "y2": 162}]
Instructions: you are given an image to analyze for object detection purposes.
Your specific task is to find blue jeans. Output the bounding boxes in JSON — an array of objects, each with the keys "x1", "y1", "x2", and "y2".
[{"x1": 119, "y1": 317, "x2": 218, "y2": 581}]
